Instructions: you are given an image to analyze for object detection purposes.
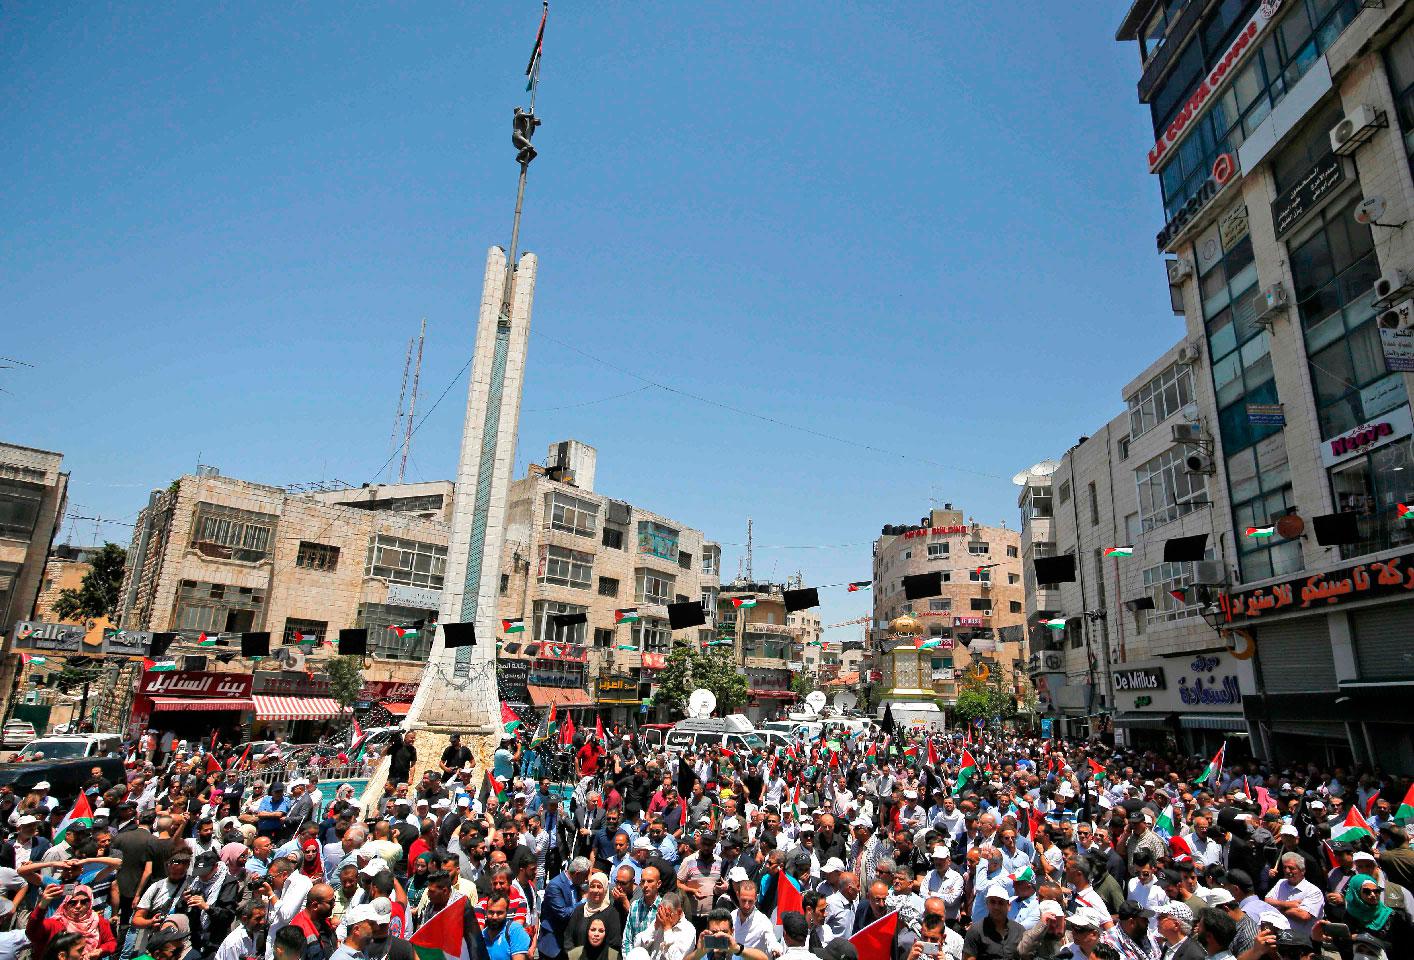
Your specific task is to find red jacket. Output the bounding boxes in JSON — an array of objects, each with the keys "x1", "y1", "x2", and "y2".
[{"x1": 28, "y1": 911, "x2": 117, "y2": 960}]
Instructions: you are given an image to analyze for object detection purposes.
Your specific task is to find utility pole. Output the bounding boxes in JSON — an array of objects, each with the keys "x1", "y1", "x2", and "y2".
[
  {"x1": 398, "y1": 319, "x2": 426, "y2": 483},
  {"x1": 390, "y1": 336, "x2": 413, "y2": 479},
  {"x1": 745, "y1": 518, "x2": 754, "y2": 582}
]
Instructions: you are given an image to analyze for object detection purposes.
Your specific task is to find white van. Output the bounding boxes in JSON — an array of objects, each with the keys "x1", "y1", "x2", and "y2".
[{"x1": 663, "y1": 715, "x2": 767, "y2": 754}]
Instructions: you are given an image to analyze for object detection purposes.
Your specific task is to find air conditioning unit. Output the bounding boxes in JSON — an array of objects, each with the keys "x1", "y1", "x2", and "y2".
[
  {"x1": 1254, "y1": 282, "x2": 1289, "y2": 327},
  {"x1": 1166, "y1": 258, "x2": 1193, "y2": 283},
  {"x1": 1194, "y1": 560, "x2": 1227, "y2": 585},
  {"x1": 1378, "y1": 300, "x2": 1414, "y2": 331},
  {"x1": 1330, "y1": 105, "x2": 1387, "y2": 156},
  {"x1": 1185, "y1": 451, "x2": 1215, "y2": 474},
  {"x1": 1374, "y1": 270, "x2": 1413, "y2": 306},
  {"x1": 1177, "y1": 342, "x2": 1202, "y2": 365},
  {"x1": 1172, "y1": 422, "x2": 1204, "y2": 444}
]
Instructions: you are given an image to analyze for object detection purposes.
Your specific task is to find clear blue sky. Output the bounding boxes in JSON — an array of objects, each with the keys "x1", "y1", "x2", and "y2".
[{"x1": 3, "y1": 3, "x2": 1175, "y2": 638}]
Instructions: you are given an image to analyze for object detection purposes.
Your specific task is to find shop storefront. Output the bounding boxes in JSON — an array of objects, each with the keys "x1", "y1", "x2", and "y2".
[
  {"x1": 130, "y1": 671, "x2": 253, "y2": 742},
  {"x1": 1110, "y1": 654, "x2": 1252, "y2": 757},
  {"x1": 251, "y1": 674, "x2": 348, "y2": 741},
  {"x1": 595, "y1": 674, "x2": 643, "y2": 726}
]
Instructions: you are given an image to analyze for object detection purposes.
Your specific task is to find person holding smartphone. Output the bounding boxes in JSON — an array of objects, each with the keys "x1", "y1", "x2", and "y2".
[{"x1": 682, "y1": 909, "x2": 768, "y2": 960}]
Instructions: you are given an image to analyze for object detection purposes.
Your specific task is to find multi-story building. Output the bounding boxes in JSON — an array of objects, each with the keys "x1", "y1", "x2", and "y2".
[
  {"x1": 1019, "y1": 340, "x2": 1242, "y2": 755},
  {"x1": 1117, "y1": 0, "x2": 1414, "y2": 767},
  {"x1": 712, "y1": 581, "x2": 821, "y2": 721},
  {"x1": 117, "y1": 469, "x2": 451, "y2": 737},
  {"x1": 869, "y1": 506, "x2": 1027, "y2": 723},
  {"x1": 497, "y1": 440, "x2": 721, "y2": 724},
  {"x1": 0, "y1": 442, "x2": 69, "y2": 715},
  {"x1": 32, "y1": 543, "x2": 101, "y2": 623}
]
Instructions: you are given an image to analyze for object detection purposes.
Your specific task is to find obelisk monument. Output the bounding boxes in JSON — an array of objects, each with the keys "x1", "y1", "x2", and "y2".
[{"x1": 376, "y1": 5, "x2": 548, "y2": 791}]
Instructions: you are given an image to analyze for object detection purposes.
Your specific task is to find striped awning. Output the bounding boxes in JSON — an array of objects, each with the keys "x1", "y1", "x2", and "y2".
[
  {"x1": 383, "y1": 702, "x2": 412, "y2": 716},
  {"x1": 527, "y1": 686, "x2": 594, "y2": 709},
  {"x1": 149, "y1": 696, "x2": 253, "y2": 713},
  {"x1": 253, "y1": 695, "x2": 344, "y2": 722}
]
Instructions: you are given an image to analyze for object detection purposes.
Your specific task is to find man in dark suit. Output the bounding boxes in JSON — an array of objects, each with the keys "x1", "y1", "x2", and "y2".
[
  {"x1": 538, "y1": 856, "x2": 588, "y2": 960},
  {"x1": 573, "y1": 790, "x2": 606, "y2": 859}
]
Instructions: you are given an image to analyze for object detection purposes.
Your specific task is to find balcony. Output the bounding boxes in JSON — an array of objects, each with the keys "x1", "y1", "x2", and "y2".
[
  {"x1": 1033, "y1": 588, "x2": 1062, "y2": 612},
  {"x1": 1023, "y1": 516, "x2": 1054, "y2": 544}
]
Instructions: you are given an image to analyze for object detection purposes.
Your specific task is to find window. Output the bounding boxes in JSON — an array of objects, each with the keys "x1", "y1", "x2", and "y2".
[
  {"x1": 174, "y1": 580, "x2": 264, "y2": 634},
  {"x1": 1057, "y1": 481, "x2": 1071, "y2": 505},
  {"x1": 927, "y1": 542, "x2": 949, "y2": 559},
  {"x1": 970, "y1": 598, "x2": 992, "y2": 612},
  {"x1": 940, "y1": 571, "x2": 952, "y2": 584},
  {"x1": 598, "y1": 576, "x2": 620, "y2": 597},
  {"x1": 282, "y1": 618, "x2": 327, "y2": 645},
  {"x1": 358, "y1": 602, "x2": 435, "y2": 660},
  {"x1": 295, "y1": 541, "x2": 340, "y2": 572},
  {"x1": 1010, "y1": 600, "x2": 1022, "y2": 613},
  {"x1": 1023, "y1": 486, "x2": 1054, "y2": 521},
  {"x1": 678, "y1": 550, "x2": 692, "y2": 570},
  {"x1": 0, "y1": 480, "x2": 43, "y2": 541},
  {"x1": 1088, "y1": 482, "x2": 1100, "y2": 525},
  {"x1": 635, "y1": 568, "x2": 674, "y2": 606},
  {"x1": 500, "y1": 573, "x2": 510, "y2": 595},
  {"x1": 1135, "y1": 447, "x2": 1210, "y2": 531},
  {"x1": 1290, "y1": 196, "x2": 1398, "y2": 439},
  {"x1": 546, "y1": 492, "x2": 598, "y2": 537},
  {"x1": 1328, "y1": 438, "x2": 1414, "y2": 559},
  {"x1": 1229, "y1": 434, "x2": 1301, "y2": 580},
  {"x1": 1127, "y1": 363, "x2": 1195, "y2": 438},
  {"x1": 190, "y1": 502, "x2": 277, "y2": 563},
  {"x1": 637, "y1": 521, "x2": 679, "y2": 560},
  {"x1": 969, "y1": 568, "x2": 991, "y2": 582},
  {"x1": 1067, "y1": 618, "x2": 1083, "y2": 650},
  {"x1": 1142, "y1": 553, "x2": 1214, "y2": 624},
  {"x1": 1389, "y1": 21, "x2": 1414, "y2": 159},
  {"x1": 1153, "y1": 0, "x2": 1361, "y2": 223},
  {"x1": 602, "y1": 526, "x2": 625, "y2": 550},
  {"x1": 633, "y1": 618, "x2": 670, "y2": 653},
  {"x1": 903, "y1": 550, "x2": 912, "y2": 560},
  {"x1": 1006, "y1": 545, "x2": 1019, "y2": 558},
  {"x1": 366, "y1": 534, "x2": 447, "y2": 589},
  {"x1": 1008, "y1": 573, "x2": 1019, "y2": 585},
  {"x1": 533, "y1": 600, "x2": 588, "y2": 644},
  {"x1": 701, "y1": 546, "x2": 720, "y2": 576},
  {"x1": 928, "y1": 599, "x2": 951, "y2": 612},
  {"x1": 539, "y1": 546, "x2": 592, "y2": 590},
  {"x1": 1118, "y1": 435, "x2": 1132, "y2": 460},
  {"x1": 594, "y1": 627, "x2": 614, "y2": 649},
  {"x1": 968, "y1": 542, "x2": 990, "y2": 555}
]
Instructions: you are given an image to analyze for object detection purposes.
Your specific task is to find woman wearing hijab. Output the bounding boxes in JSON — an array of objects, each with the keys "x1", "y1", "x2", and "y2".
[
  {"x1": 568, "y1": 915, "x2": 618, "y2": 960},
  {"x1": 406, "y1": 851, "x2": 435, "y2": 914},
  {"x1": 1338, "y1": 873, "x2": 1412, "y2": 956},
  {"x1": 563, "y1": 872, "x2": 621, "y2": 956},
  {"x1": 28, "y1": 883, "x2": 117, "y2": 960},
  {"x1": 300, "y1": 838, "x2": 324, "y2": 880},
  {"x1": 219, "y1": 841, "x2": 251, "y2": 878}
]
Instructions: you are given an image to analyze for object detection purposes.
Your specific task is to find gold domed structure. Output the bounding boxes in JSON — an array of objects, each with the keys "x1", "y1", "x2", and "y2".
[{"x1": 889, "y1": 613, "x2": 924, "y2": 636}]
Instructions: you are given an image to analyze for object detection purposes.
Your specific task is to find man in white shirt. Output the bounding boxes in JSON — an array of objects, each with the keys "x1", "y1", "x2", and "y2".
[
  {"x1": 265, "y1": 855, "x2": 314, "y2": 960},
  {"x1": 1265, "y1": 853, "x2": 1323, "y2": 939},
  {"x1": 215, "y1": 899, "x2": 268, "y2": 960},
  {"x1": 732, "y1": 881, "x2": 781, "y2": 956},
  {"x1": 823, "y1": 871, "x2": 859, "y2": 941},
  {"x1": 921, "y1": 847, "x2": 964, "y2": 923},
  {"x1": 630, "y1": 893, "x2": 697, "y2": 960}
]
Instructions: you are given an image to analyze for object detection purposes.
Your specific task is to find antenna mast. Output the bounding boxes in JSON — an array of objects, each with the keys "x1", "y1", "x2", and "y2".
[
  {"x1": 388, "y1": 336, "x2": 413, "y2": 481},
  {"x1": 398, "y1": 318, "x2": 426, "y2": 483},
  {"x1": 745, "y1": 517, "x2": 754, "y2": 582}
]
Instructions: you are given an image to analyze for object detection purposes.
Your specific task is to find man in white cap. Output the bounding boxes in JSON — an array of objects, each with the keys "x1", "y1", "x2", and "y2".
[
  {"x1": 921, "y1": 846, "x2": 963, "y2": 925},
  {"x1": 898, "y1": 791, "x2": 925, "y2": 830},
  {"x1": 333, "y1": 903, "x2": 378, "y2": 960},
  {"x1": 817, "y1": 858, "x2": 846, "y2": 897},
  {"x1": 961, "y1": 883, "x2": 1021, "y2": 960}
]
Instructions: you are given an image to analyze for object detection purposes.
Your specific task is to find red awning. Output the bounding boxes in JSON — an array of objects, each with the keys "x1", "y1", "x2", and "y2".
[
  {"x1": 383, "y1": 702, "x2": 412, "y2": 716},
  {"x1": 253, "y1": 695, "x2": 345, "y2": 722},
  {"x1": 148, "y1": 696, "x2": 253, "y2": 713},
  {"x1": 527, "y1": 685, "x2": 594, "y2": 709},
  {"x1": 750, "y1": 689, "x2": 797, "y2": 700}
]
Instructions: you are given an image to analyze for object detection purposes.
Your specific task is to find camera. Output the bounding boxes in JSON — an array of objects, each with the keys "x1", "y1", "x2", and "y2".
[{"x1": 704, "y1": 935, "x2": 731, "y2": 954}]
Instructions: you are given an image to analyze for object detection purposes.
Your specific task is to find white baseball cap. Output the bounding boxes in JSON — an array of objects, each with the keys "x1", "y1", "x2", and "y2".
[
  {"x1": 359, "y1": 857, "x2": 389, "y2": 877},
  {"x1": 1278, "y1": 824, "x2": 1299, "y2": 838},
  {"x1": 345, "y1": 904, "x2": 380, "y2": 927},
  {"x1": 368, "y1": 897, "x2": 394, "y2": 924},
  {"x1": 930, "y1": 845, "x2": 949, "y2": 859},
  {"x1": 728, "y1": 866, "x2": 750, "y2": 883},
  {"x1": 821, "y1": 858, "x2": 845, "y2": 873},
  {"x1": 33, "y1": 781, "x2": 51, "y2": 791}
]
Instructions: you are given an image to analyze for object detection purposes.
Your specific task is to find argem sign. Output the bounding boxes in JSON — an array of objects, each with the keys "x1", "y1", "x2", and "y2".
[{"x1": 1156, "y1": 154, "x2": 1239, "y2": 252}]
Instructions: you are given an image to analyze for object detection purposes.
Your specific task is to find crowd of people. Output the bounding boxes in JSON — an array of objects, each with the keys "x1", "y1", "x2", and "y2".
[{"x1": 0, "y1": 719, "x2": 1411, "y2": 960}]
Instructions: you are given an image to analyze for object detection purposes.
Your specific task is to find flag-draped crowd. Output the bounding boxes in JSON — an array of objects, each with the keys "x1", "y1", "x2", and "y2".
[{"x1": 2, "y1": 715, "x2": 1414, "y2": 960}]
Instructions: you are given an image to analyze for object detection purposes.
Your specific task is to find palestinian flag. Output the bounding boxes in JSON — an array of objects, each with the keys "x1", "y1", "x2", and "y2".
[
  {"x1": 523, "y1": 4, "x2": 547, "y2": 90},
  {"x1": 790, "y1": 783, "x2": 802, "y2": 820},
  {"x1": 20, "y1": 654, "x2": 46, "y2": 666},
  {"x1": 1010, "y1": 865, "x2": 1035, "y2": 885},
  {"x1": 1195, "y1": 741, "x2": 1226, "y2": 788},
  {"x1": 1245, "y1": 526, "x2": 1275, "y2": 539},
  {"x1": 616, "y1": 643, "x2": 638, "y2": 651},
  {"x1": 1154, "y1": 803, "x2": 1176, "y2": 840},
  {"x1": 849, "y1": 909, "x2": 899, "y2": 960},
  {"x1": 864, "y1": 743, "x2": 878, "y2": 765},
  {"x1": 1169, "y1": 588, "x2": 1188, "y2": 602},
  {"x1": 391, "y1": 625, "x2": 420, "y2": 640},
  {"x1": 1042, "y1": 618, "x2": 1066, "y2": 630},
  {"x1": 903, "y1": 745, "x2": 919, "y2": 761},
  {"x1": 772, "y1": 869, "x2": 804, "y2": 925},
  {"x1": 732, "y1": 597, "x2": 757, "y2": 608},
  {"x1": 1396, "y1": 783, "x2": 1414, "y2": 824},
  {"x1": 1333, "y1": 807, "x2": 1377, "y2": 843},
  {"x1": 614, "y1": 608, "x2": 640, "y2": 624},
  {"x1": 410, "y1": 899, "x2": 471, "y2": 960},
  {"x1": 1087, "y1": 758, "x2": 1107, "y2": 782},
  {"x1": 349, "y1": 718, "x2": 368, "y2": 759},
  {"x1": 914, "y1": 637, "x2": 941, "y2": 649},
  {"x1": 204, "y1": 753, "x2": 222, "y2": 775},
  {"x1": 952, "y1": 749, "x2": 979, "y2": 796},
  {"x1": 486, "y1": 771, "x2": 510, "y2": 803},
  {"x1": 1398, "y1": 503, "x2": 1413, "y2": 520},
  {"x1": 501, "y1": 618, "x2": 525, "y2": 634},
  {"x1": 927, "y1": 739, "x2": 939, "y2": 767},
  {"x1": 847, "y1": 581, "x2": 872, "y2": 592},
  {"x1": 537, "y1": 704, "x2": 559, "y2": 744},
  {"x1": 501, "y1": 703, "x2": 522, "y2": 734},
  {"x1": 142, "y1": 658, "x2": 177, "y2": 672},
  {"x1": 54, "y1": 793, "x2": 93, "y2": 845},
  {"x1": 1104, "y1": 546, "x2": 1134, "y2": 558},
  {"x1": 198, "y1": 632, "x2": 219, "y2": 646},
  {"x1": 230, "y1": 745, "x2": 251, "y2": 771}
]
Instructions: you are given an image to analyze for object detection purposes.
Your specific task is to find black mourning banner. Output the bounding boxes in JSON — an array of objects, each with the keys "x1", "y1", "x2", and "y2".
[
  {"x1": 667, "y1": 601, "x2": 706, "y2": 630},
  {"x1": 338, "y1": 629, "x2": 368, "y2": 656},
  {"x1": 784, "y1": 588, "x2": 820, "y2": 613},
  {"x1": 1033, "y1": 555, "x2": 1076, "y2": 584},
  {"x1": 902, "y1": 572, "x2": 943, "y2": 600}
]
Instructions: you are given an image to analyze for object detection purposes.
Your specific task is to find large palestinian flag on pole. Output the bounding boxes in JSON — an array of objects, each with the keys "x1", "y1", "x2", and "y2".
[
  {"x1": 55, "y1": 793, "x2": 93, "y2": 845},
  {"x1": 952, "y1": 749, "x2": 979, "y2": 796},
  {"x1": 1332, "y1": 807, "x2": 1376, "y2": 843},
  {"x1": 410, "y1": 900, "x2": 471, "y2": 960}
]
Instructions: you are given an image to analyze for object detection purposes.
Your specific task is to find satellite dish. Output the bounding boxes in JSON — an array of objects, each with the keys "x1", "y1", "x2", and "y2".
[
  {"x1": 1030, "y1": 460, "x2": 1061, "y2": 477},
  {"x1": 833, "y1": 690, "x2": 858, "y2": 712},
  {"x1": 804, "y1": 691, "x2": 827, "y2": 714},
  {"x1": 1010, "y1": 471, "x2": 1031, "y2": 486},
  {"x1": 1274, "y1": 513, "x2": 1305, "y2": 539},
  {"x1": 1355, "y1": 196, "x2": 1387, "y2": 225},
  {"x1": 687, "y1": 688, "x2": 716, "y2": 718}
]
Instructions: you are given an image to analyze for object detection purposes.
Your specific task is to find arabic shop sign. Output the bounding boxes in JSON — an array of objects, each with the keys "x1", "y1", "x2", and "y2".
[
  {"x1": 102, "y1": 629, "x2": 152, "y2": 657},
  {"x1": 1112, "y1": 667, "x2": 1166, "y2": 691},
  {"x1": 12, "y1": 621, "x2": 83, "y2": 653},
  {"x1": 1272, "y1": 154, "x2": 1345, "y2": 238},
  {"x1": 901, "y1": 525, "x2": 969, "y2": 540},
  {"x1": 139, "y1": 670, "x2": 253, "y2": 698},
  {"x1": 1220, "y1": 551, "x2": 1414, "y2": 621},
  {"x1": 596, "y1": 674, "x2": 641, "y2": 704},
  {"x1": 1178, "y1": 655, "x2": 1242, "y2": 707},
  {"x1": 1157, "y1": 153, "x2": 1240, "y2": 252}
]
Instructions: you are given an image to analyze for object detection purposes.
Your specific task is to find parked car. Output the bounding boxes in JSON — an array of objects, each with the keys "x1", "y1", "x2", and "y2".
[
  {"x1": 1, "y1": 721, "x2": 36, "y2": 751},
  {"x1": 15, "y1": 734, "x2": 123, "y2": 761},
  {"x1": 0, "y1": 733, "x2": 125, "y2": 796}
]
